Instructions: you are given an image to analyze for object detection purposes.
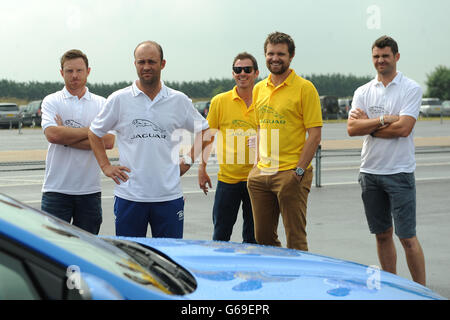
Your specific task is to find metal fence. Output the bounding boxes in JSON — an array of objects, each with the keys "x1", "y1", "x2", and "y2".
[
  {"x1": 1, "y1": 146, "x2": 449, "y2": 188},
  {"x1": 313, "y1": 144, "x2": 450, "y2": 187}
]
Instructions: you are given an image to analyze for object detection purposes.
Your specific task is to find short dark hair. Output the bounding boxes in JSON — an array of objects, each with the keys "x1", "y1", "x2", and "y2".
[
  {"x1": 232, "y1": 52, "x2": 258, "y2": 71},
  {"x1": 264, "y1": 31, "x2": 295, "y2": 57},
  {"x1": 134, "y1": 40, "x2": 164, "y2": 62},
  {"x1": 372, "y1": 35, "x2": 399, "y2": 56},
  {"x1": 60, "y1": 49, "x2": 89, "y2": 69}
]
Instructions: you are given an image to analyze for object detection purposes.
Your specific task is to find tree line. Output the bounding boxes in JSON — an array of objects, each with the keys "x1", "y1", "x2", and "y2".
[
  {"x1": 1, "y1": 66, "x2": 448, "y2": 102},
  {"x1": 0, "y1": 74, "x2": 372, "y2": 102}
]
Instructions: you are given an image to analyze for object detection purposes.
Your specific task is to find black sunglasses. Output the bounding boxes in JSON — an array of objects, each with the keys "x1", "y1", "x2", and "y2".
[{"x1": 233, "y1": 66, "x2": 253, "y2": 74}]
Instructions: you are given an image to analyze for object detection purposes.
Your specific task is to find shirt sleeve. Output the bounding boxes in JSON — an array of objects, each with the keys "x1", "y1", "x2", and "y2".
[
  {"x1": 40, "y1": 96, "x2": 58, "y2": 131},
  {"x1": 301, "y1": 81, "x2": 323, "y2": 129},
  {"x1": 400, "y1": 85, "x2": 422, "y2": 119},
  {"x1": 183, "y1": 99, "x2": 209, "y2": 133},
  {"x1": 351, "y1": 86, "x2": 366, "y2": 113},
  {"x1": 252, "y1": 82, "x2": 262, "y2": 126},
  {"x1": 206, "y1": 96, "x2": 219, "y2": 130},
  {"x1": 90, "y1": 95, "x2": 119, "y2": 138}
]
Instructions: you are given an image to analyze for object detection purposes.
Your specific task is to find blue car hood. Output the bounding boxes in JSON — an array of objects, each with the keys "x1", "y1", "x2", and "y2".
[{"x1": 119, "y1": 237, "x2": 444, "y2": 300}]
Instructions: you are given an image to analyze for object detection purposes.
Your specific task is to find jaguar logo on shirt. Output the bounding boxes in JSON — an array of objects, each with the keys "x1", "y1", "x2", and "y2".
[
  {"x1": 130, "y1": 119, "x2": 168, "y2": 140},
  {"x1": 231, "y1": 119, "x2": 254, "y2": 129},
  {"x1": 132, "y1": 119, "x2": 167, "y2": 133},
  {"x1": 227, "y1": 120, "x2": 257, "y2": 137},
  {"x1": 64, "y1": 120, "x2": 83, "y2": 128},
  {"x1": 257, "y1": 105, "x2": 287, "y2": 127},
  {"x1": 257, "y1": 105, "x2": 285, "y2": 119},
  {"x1": 368, "y1": 105, "x2": 385, "y2": 118}
]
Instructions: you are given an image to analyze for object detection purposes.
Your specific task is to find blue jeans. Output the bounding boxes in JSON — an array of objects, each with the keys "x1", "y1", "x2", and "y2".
[
  {"x1": 114, "y1": 196, "x2": 184, "y2": 238},
  {"x1": 212, "y1": 181, "x2": 256, "y2": 243},
  {"x1": 41, "y1": 192, "x2": 102, "y2": 235}
]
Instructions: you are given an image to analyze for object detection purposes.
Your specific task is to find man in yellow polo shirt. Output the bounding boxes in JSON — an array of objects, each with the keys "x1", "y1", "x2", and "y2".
[
  {"x1": 198, "y1": 52, "x2": 259, "y2": 243},
  {"x1": 247, "y1": 32, "x2": 323, "y2": 251}
]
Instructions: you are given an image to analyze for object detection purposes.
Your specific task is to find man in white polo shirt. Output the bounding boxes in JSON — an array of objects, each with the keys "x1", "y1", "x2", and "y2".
[
  {"x1": 347, "y1": 36, "x2": 426, "y2": 285},
  {"x1": 88, "y1": 40, "x2": 209, "y2": 238},
  {"x1": 41, "y1": 49, "x2": 115, "y2": 234}
]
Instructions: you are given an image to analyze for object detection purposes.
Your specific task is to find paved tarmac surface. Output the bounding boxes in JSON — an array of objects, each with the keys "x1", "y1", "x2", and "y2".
[{"x1": 0, "y1": 120, "x2": 449, "y2": 298}]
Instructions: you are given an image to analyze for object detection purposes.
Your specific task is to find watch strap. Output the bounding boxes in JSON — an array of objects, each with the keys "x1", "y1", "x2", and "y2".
[{"x1": 182, "y1": 155, "x2": 193, "y2": 166}]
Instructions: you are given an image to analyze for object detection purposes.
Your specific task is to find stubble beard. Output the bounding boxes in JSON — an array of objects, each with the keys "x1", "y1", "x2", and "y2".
[
  {"x1": 66, "y1": 79, "x2": 87, "y2": 92},
  {"x1": 139, "y1": 73, "x2": 160, "y2": 88},
  {"x1": 267, "y1": 62, "x2": 289, "y2": 75},
  {"x1": 375, "y1": 62, "x2": 395, "y2": 77}
]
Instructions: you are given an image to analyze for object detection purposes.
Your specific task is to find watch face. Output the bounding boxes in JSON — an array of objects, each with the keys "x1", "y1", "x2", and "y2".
[
  {"x1": 295, "y1": 167, "x2": 305, "y2": 176},
  {"x1": 183, "y1": 156, "x2": 192, "y2": 166}
]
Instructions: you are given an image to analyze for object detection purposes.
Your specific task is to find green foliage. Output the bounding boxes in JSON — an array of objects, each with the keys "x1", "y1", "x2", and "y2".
[
  {"x1": 0, "y1": 73, "x2": 373, "y2": 101},
  {"x1": 304, "y1": 73, "x2": 372, "y2": 97},
  {"x1": 167, "y1": 78, "x2": 235, "y2": 99},
  {"x1": 425, "y1": 65, "x2": 450, "y2": 100},
  {"x1": 0, "y1": 79, "x2": 63, "y2": 101},
  {"x1": 88, "y1": 82, "x2": 132, "y2": 98}
]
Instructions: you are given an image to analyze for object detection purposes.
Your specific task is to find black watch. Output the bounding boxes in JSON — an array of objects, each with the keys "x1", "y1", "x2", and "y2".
[{"x1": 294, "y1": 167, "x2": 305, "y2": 176}]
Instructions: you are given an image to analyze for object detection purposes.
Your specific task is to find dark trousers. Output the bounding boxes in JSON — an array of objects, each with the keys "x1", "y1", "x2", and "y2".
[
  {"x1": 41, "y1": 192, "x2": 102, "y2": 235},
  {"x1": 212, "y1": 180, "x2": 256, "y2": 244},
  {"x1": 114, "y1": 196, "x2": 184, "y2": 238}
]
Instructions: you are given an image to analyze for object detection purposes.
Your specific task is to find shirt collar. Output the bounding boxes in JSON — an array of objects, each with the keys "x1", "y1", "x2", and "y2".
[
  {"x1": 231, "y1": 85, "x2": 255, "y2": 112},
  {"x1": 266, "y1": 69, "x2": 296, "y2": 87},
  {"x1": 374, "y1": 71, "x2": 403, "y2": 87},
  {"x1": 62, "y1": 86, "x2": 91, "y2": 100},
  {"x1": 392, "y1": 71, "x2": 403, "y2": 84},
  {"x1": 231, "y1": 86, "x2": 241, "y2": 100},
  {"x1": 132, "y1": 80, "x2": 169, "y2": 100}
]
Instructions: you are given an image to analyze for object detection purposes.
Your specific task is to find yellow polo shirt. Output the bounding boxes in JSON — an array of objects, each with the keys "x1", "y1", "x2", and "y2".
[
  {"x1": 253, "y1": 69, "x2": 322, "y2": 172},
  {"x1": 207, "y1": 86, "x2": 257, "y2": 183}
]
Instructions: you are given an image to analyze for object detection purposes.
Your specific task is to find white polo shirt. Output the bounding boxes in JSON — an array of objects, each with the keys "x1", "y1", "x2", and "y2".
[
  {"x1": 90, "y1": 81, "x2": 209, "y2": 202},
  {"x1": 41, "y1": 87, "x2": 106, "y2": 194},
  {"x1": 351, "y1": 72, "x2": 422, "y2": 174}
]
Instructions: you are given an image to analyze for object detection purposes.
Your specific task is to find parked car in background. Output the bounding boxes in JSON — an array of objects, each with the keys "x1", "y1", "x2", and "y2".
[
  {"x1": 441, "y1": 100, "x2": 450, "y2": 116},
  {"x1": 420, "y1": 98, "x2": 442, "y2": 117},
  {"x1": 21, "y1": 100, "x2": 42, "y2": 127},
  {"x1": 320, "y1": 96, "x2": 341, "y2": 120},
  {"x1": 193, "y1": 100, "x2": 210, "y2": 118},
  {"x1": 0, "y1": 193, "x2": 445, "y2": 300},
  {"x1": 0, "y1": 103, "x2": 21, "y2": 128},
  {"x1": 338, "y1": 97, "x2": 352, "y2": 118}
]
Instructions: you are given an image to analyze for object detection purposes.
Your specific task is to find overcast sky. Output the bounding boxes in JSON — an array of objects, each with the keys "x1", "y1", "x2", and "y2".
[{"x1": 1, "y1": 0, "x2": 449, "y2": 90}]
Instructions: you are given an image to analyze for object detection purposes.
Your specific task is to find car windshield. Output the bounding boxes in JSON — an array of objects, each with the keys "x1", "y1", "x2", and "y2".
[
  {"x1": 442, "y1": 101, "x2": 450, "y2": 107},
  {"x1": 0, "y1": 196, "x2": 177, "y2": 295},
  {"x1": 0, "y1": 105, "x2": 19, "y2": 111},
  {"x1": 422, "y1": 100, "x2": 441, "y2": 105},
  {"x1": 194, "y1": 101, "x2": 208, "y2": 110},
  {"x1": 28, "y1": 101, "x2": 41, "y2": 110}
]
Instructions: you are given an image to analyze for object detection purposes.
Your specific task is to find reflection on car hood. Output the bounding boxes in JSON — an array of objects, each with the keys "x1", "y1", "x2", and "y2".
[{"x1": 118, "y1": 237, "x2": 444, "y2": 300}]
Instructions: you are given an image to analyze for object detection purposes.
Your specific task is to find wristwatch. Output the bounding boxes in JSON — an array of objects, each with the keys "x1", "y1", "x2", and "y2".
[
  {"x1": 181, "y1": 155, "x2": 193, "y2": 167},
  {"x1": 294, "y1": 167, "x2": 305, "y2": 177}
]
